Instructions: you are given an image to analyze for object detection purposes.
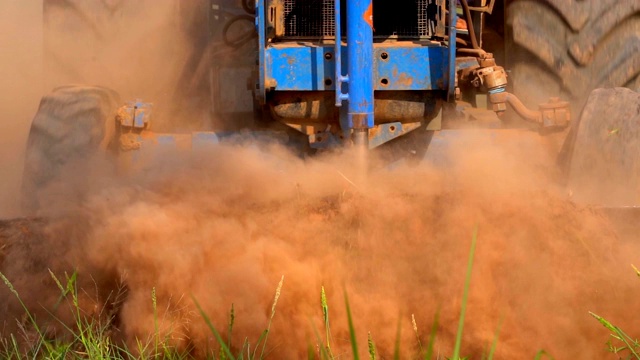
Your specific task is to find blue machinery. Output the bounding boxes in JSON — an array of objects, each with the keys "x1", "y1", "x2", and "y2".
[
  {"x1": 255, "y1": 0, "x2": 456, "y2": 152},
  {"x1": 251, "y1": 0, "x2": 570, "y2": 153},
  {"x1": 124, "y1": 0, "x2": 571, "y2": 156}
]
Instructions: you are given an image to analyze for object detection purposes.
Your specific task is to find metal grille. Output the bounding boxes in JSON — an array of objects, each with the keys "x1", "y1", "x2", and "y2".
[
  {"x1": 280, "y1": 0, "x2": 440, "y2": 38},
  {"x1": 374, "y1": 0, "x2": 439, "y2": 38},
  {"x1": 283, "y1": 0, "x2": 335, "y2": 37},
  {"x1": 417, "y1": 0, "x2": 430, "y2": 37}
]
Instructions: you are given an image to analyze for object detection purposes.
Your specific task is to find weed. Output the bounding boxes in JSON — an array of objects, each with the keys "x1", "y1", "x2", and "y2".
[
  {"x1": 590, "y1": 266, "x2": 640, "y2": 359},
  {"x1": 192, "y1": 275, "x2": 284, "y2": 360},
  {"x1": 367, "y1": 332, "x2": 376, "y2": 360},
  {"x1": 451, "y1": 226, "x2": 478, "y2": 360},
  {"x1": 321, "y1": 286, "x2": 334, "y2": 358},
  {"x1": 344, "y1": 290, "x2": 360, "y2": 360},
  {"x1": 0, "y1": 228, "x2": 562, "y2": 359},
  {"x1": 1, "y1": 271, "x2": 54, "y2": 357}
]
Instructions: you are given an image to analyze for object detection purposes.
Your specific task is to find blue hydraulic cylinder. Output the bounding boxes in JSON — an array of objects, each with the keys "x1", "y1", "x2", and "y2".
[
  {"x1": 346, "y1": 0, "x2": 374, "y2": 130},
  {"x1": 334, "y1": 0, "x2": 349, "y2": 106}
]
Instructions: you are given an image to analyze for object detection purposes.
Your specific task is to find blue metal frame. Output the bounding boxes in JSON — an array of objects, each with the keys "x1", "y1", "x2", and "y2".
[
  {"x1": 265, "y1": 45, "x2": 447, "y2": 91},
  {"x1": 255, "y1": 0, "x2": 455, "y2": 143}
]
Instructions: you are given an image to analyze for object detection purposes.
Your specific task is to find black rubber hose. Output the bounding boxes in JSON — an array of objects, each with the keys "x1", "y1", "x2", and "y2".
[{"x1": 222, "y1": 14, "x2": 257, "y2": 48}]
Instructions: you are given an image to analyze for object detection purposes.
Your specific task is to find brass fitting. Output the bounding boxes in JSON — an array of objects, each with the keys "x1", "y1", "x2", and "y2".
[
  {"x1": 488, "y1": 91, "x2": 571, "y2": 128},
  {"x1": 464, "y1": 52, "x2": 571, "y2": 128},
  {"x1": 539, "y1": 97, "x2": 571, "y2": 128},
  {"x1": 472, "y1": 65, "x2": 508, "y2": 92},
  {"x1": 466, "y1": 53, "x2": 508, "y2": 93}
]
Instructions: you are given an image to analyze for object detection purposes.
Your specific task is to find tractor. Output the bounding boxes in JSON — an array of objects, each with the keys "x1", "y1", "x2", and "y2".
[{"x1": 22, "y1": 0, "x2": 640, "y2": 211}]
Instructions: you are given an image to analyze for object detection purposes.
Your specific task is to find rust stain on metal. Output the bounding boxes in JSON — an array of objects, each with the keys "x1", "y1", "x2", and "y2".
[
  {"x1": 368, "y1": 124, "x2": 381, "y2": 138},
  {"x1": 397, "y1": 72, "x2": 413, "y2": 86},
  {"x1": 351, "y1": 113, "x2": 368, "y2": 129}
]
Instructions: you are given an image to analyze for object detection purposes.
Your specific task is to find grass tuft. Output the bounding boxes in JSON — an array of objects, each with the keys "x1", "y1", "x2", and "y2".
[
  {"x1": 344, "y1": 290, "x2": 360, "y2": 360},
  {"x1": 192, "y1": 296, "x2": 235, "y2": 360},
  {"x1": 393, "y1": 315, "x2": 402, "y2": 360},
  {"x1": 424, "y1": 308, "x2": 440, "y2": 360},
  {"x1": 533, "y1": 349, "x2": 555, "y2": 360},
  {"x1": 590, "y1": 265, "x2": 640, "y2": 359},
  {"x1": 452, "y1": 226, "x2": 478, "y2": 360},
  {"x1": 320, "y1": 286, "x2": 335, "y2": 359},
  {"x1": 0, "y1": 228, "x2": 572, "y2": 359},
  {"x1": 486, "y1": 315, "x2": 504, "y2": 360},
  {"x1": 367, "y1": 332, "x2": 376, "y2": 360},
  {"x1": 1, "y1": 271, "x2": 54, "y2": 357},
  {"x1": 257, "y1": 275, "x2": 284, "y2": 359}
]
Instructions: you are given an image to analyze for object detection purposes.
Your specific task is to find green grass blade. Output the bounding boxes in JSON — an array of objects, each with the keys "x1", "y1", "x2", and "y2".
[
  {"x1": 309, "y1": 319, "x2": 331, "y2": 360},
  {"x1": 321, "y1": 286, "x2": 333, "y2": 357},
  {"x1": 241, "y1": 337, "x2": 249, "y2": 360},
  {"x1": 48, "y1": 269, "x2": 67, "y2": 311},
  {"x1": 590, "y1": 312, "x2": 640, "y2": 360},
  {"x1": 344, "y1": 290, "x2": 360, "y2": 360},
  {"x1": 452, "y1": 226, "x2": 478, "y2": 360},
  {"x1": 252, "y1": 330, "x2": 268, "y2": 359},
  {"x1": 191, "y1": 295, "x2": 235, "y2": 360},
  {"x1": 368, "y1": 332, "x2": 376, "y2": 360},
  {"x1": 394, "y1": 315, "x2": 402, "y2": 360},
  {"x1": 308, "y1": 343, "x2": 317, "y2": 360},
  {"x1": 0, "y1": 271, "x2": 55, "y2": 356},
  {"x1": 424, "y1": 308, "x2": 440, "y2": 360},
  {"x1": 487, "y1": 315, "x2": 504, "y2": 360},
  {"x1": 533, "y1": 349, "x2": 554, "y2": 360},
  {"x1": 228, "y1": 304, "x2": 235, "y2": 350},
  {"x1": 259, "y1": 275, "x2": 284, "y2": 359}
]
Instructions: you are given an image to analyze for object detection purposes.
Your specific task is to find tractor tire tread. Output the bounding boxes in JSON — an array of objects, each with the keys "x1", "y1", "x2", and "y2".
[
  {"x1": 22, "y1": 85, "x2": 120, "y2": 212},
  {"x1": 507, "y1": 0, "x2": 640, "y2": 104}
]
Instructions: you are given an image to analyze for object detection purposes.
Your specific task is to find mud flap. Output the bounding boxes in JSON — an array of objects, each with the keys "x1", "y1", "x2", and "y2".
[{"x1": 562, "y1": 88, "x2": 640, "y2": 207}]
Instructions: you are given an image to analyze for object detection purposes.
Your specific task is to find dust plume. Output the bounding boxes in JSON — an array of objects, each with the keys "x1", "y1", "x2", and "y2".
[
  {"x1": 0, "y1": 0, "x2": 205, "y2": 218},
  {"x1": 1, "y1": 2, "x2": 639, "y2": 359},
  {"x1": 2, "y1": 131, "x2": 639, "y2": 359},
  {"x1": 42, "y1": 0, "x2": 199, "y2": 128},
  {"x1": 0, "y1": 2, "x2": 43, "y2": 218}
]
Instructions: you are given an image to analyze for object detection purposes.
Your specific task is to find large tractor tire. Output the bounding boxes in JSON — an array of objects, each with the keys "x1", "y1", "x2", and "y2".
[
  {"x1": 22, "y1": 85, "x2": 120, "y2": 214},
  {"x1": 506, "y1": 0, "x2": 640, "y2": 109},
  {"x1": 561, "y1": 87, "x2": 640, "y2": 207}
]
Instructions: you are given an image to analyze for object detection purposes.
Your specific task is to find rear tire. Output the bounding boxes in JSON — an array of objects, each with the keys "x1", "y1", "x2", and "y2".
[
  {"x1": 22, "y1": 85, "x2": 120, "y2": 213},
  {"x1": 561, "y1": 88, "x2": 640, "y2": 206},
  {"x1": 506, "y1": 0, "x2": 640, "y2": 109}
]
